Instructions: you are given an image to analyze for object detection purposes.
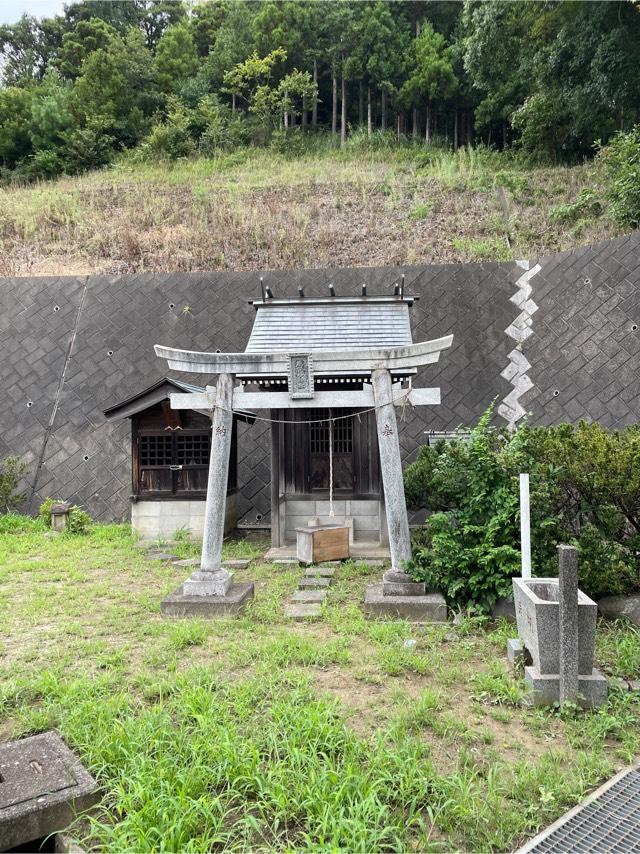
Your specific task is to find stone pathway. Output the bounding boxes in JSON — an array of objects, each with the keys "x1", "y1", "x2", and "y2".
[{"x1": 284, "y1": 564, "x2": 337, "y2": 620}]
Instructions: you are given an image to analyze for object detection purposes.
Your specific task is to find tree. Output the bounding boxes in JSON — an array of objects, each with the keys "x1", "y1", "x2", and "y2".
[
  {"x1": 462, "y1": 0, "x2": 533, "y2": 147},
  {"x1": 55, "y1": 18, "x2": 118, "y2": 80},
  {"x1": 359, "y1": 2, "x2": 409, "y2": 133},
  {"x1": 222, "y1": 47, "x2": 286, "y2": 126},
  {"x1": 155, "y1": 22, "x2": 199, "y2": 93},
  {"x1": 400, "y1": 21, "x2": 457, "y2": 143},
  {"x1": 0, "y1": 87, "x2": 33, "y2": 168},
  {"x1": 0, "y1": 14, "x2": 67, "y2": 85}
]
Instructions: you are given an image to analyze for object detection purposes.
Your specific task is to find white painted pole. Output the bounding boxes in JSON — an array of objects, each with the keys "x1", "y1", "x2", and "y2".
[{"x1": 520, "y1": 473, "x2": 531, "y2": 579}]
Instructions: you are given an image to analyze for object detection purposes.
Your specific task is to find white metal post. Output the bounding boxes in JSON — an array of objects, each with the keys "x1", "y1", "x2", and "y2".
[{"x1": 520, "y1": 472, "x2": 531, "y2": 579}]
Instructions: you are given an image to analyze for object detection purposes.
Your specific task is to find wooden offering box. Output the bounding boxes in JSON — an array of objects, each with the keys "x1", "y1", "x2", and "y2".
[{"x1": 296, "y1": 525, "x2": 350, "y2": 564}]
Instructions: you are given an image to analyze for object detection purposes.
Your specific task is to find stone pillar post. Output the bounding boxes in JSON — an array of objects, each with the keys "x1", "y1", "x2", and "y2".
[
  {"x1": 558, "y1": 544, "x2": 579, "y2": 705},
  {"x1": 371, "y1": 368, "x2": 412, "y2": 576},
  {"x1": 183, "y1": 372, "x2": 234, "y2": 596}
]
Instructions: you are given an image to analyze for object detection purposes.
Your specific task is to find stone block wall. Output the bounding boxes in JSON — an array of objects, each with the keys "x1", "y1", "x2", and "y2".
[{"x1": 0, "y1": 231, "x2": 638, "y2": 524}]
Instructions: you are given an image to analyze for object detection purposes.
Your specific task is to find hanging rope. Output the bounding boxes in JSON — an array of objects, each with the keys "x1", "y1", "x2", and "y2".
[
  {"x1": 328, "y1": 413, "x2": 335, "y2": 517},
  {"x1": 208, "y1": 387, "x2": 416, "y2": 425}
]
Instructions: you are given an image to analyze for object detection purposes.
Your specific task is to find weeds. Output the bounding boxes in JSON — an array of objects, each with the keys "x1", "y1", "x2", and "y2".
[{"x1": 0, "y1": 523, "x2": 638, "y2": 851}]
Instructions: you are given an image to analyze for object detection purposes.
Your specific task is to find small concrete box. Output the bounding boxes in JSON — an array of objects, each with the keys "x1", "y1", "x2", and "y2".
[
  {"x1": 295, "y1": 525, "x2": 350, "y2": 564},
  {"x1": 513, "y1": 577, "x2": 597, "y2": 675},
  {"x1": 0, "y1": 731, "x2": 99, "y2": 850}
]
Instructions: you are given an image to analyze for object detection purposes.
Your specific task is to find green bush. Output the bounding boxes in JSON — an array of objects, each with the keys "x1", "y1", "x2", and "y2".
[
  {"x1": 405, "y1": 412, "x2": 640, "y2": 611},
  {"x1": 0, "y1": 456, "x2": 28, "y2": 513},
  {"x1": 597, "y1": 126, "x2": 640, "y2": 228}
]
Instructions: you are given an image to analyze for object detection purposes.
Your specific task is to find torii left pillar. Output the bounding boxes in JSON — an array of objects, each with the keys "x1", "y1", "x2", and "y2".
[
  {"x1": 184, "y1": 372, "x2": 234, "y2": 595},
  {"x1": 161, "y1": 372, "x2": 254, "y2": 616}
]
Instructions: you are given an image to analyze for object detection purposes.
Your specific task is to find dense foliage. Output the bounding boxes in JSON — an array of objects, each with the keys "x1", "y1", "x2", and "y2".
[
  {"x1": 404, "y1": 412, "x2": 640, "y2": 612},
  {"x1": 597, "y1": 127, "x2": 640, "y2": 229},
  {"x1": 0, "y1": 456, "x2": 28, "y2": 513},
  {"x1": 1, "y1": 0, "x2": 639, "y2": 179}
]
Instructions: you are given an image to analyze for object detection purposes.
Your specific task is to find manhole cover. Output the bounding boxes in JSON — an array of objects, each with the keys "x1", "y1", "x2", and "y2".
[
  {"x1": 0, "y1": 740, "x2": 77, "y2": 810},
  {"x1": 0, "y1": 731, "x2": 99, "y2": 851},
  {"x1": 519, "y1": 767, "x2": 640, "y2": 853}
]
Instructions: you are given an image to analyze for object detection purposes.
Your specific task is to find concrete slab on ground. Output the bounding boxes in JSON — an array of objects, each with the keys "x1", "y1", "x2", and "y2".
[
  {"x1": 145, "y1": 552, "x2": 178, "y2": 561},
  {"x1": 172, "y1": 558, "x2": 200, "y2": 567},
  {"x1": 284, "y1": 603, "x2": 322, "y2": 620},
  {"x1": 291, "y1": 590, "x2": 328, "y2": 603},
  {"x1": 222, "y1": 558, "x2": 253, "y2": 569},
  {"x1": 304, "y1": 566, "x2": 335, "y2": 578},
  {"x1": 298, "y1": 577, "x2": 331, "y2": 589},
  {"x1": 161, "y1": 582, "x2": 254, "y2": 618},
  {"x1": 364, "y1": 583, "x2": 447, "y2": 622},
  {"x1": 0, "y1": 731, "x2": 99, "y2": 851}
]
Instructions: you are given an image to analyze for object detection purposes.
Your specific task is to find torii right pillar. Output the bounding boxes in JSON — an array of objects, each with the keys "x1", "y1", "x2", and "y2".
[{"x1": 364, "y1": 368, "x2": 447, "y2": 622}]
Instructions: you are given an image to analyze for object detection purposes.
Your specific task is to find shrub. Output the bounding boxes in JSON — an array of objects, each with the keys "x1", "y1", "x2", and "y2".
[
  {"x1": 550, "y1": 188, "x2": 602, "y2": 222},
  {"x1": 405, "y1": 412, "x2": 640, "y2": 611},
  {"x1": 0, "y1": 456, "x2": 29, "y2": 513},
  {"x1": 597, "y1": 126, "x2": 640, "y2": 229}
]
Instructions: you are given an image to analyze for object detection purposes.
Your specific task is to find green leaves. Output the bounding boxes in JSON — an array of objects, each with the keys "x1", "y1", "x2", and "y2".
[{"x1": 405, "y1": 411, "x2": 640, "y2": 611}]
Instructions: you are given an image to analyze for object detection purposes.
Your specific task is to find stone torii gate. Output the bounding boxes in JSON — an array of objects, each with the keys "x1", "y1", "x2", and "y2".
[{"x1": 155, "y1": 334, "x2": 453, "y2": 617}]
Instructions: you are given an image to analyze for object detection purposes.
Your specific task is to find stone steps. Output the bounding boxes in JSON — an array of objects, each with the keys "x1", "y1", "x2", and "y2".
[{"x1": 283, "y1": 563, "x2": 337, "y2": 619}]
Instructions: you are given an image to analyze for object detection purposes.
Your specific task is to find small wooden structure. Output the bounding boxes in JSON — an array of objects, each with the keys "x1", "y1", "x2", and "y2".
[
  {"x1": 296, "y1": 525, "x2": 350, "y2": 564},
  {"x1": 154, "y1": 282, "x2": 453, "y2": 617},
  {"x1": 104, "y1": 378, "x2": 244, "y2": 541}
]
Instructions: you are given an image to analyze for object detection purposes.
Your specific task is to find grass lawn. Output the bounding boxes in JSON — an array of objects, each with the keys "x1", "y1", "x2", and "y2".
[{"x1": 1, "y1": 520, "x2": 639, "y2": 851}]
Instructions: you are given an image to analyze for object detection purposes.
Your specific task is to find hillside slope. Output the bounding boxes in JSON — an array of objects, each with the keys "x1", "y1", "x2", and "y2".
[{"x1": 0, "y1": 149, "x2": 621, "y2": 277}]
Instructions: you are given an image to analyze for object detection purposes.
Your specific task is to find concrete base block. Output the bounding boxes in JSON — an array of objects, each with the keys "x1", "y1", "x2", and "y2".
[
  {"x1": 524, "y1": 666, "x2": 608, "y2": 708},
  {"x1": 0, "y1": 731, "x2": 99, "y2": 851},
  {"x1": 161, "y1": 582, "x2": 254, "y2": 618},
  {"x1": 364, "y1": 583, "x2": 447, "y2": 622},
  {"x1": 382, "y1": 581, "x2": 426, "y2": 596},
  {"x1": 182, "y1": 570, "x2": 233, "y2": 597}
]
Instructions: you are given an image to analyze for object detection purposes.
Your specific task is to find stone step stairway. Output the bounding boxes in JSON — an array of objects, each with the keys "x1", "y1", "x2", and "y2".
[{"x1": 284, "y1": 564, "x2": 337, "y2": 620}]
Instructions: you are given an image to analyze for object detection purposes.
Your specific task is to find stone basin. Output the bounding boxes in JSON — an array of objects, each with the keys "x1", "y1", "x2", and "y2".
[{"x1": 512, "y1": 577, "x2": 597, "y2": 675}]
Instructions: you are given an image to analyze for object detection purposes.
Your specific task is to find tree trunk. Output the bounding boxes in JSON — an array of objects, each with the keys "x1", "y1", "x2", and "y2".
[
  {"x1": 502, "y1": 120, "x2": 507, "y2": 149},
  {"x1": 312, "y1": 59, "x2": 318, "y2": 126},
  {"x1": 284, "y1": 91, "x2": 289, "y2": 129},
  {"x1": 381, "y1": 88, "x2": 387, "y2": 131},
  {"x1": 425, "y1": 102, "x2": 430, "y2": 144},
  {"x1": 341, "y1": 72, "x2": 346, "y2": 148},
  {"x1": 367, "y1": 85, "x2": 372, "y2": 136},
  {"x1": 415, "y1": 20, "x2": 420, "y2": 38},
  {"x1": 332, "y1": 73, "x2": 337, "y2": 136},
  {"x1": 302, "y1": 93, "x2": 307, "y2": 127},
  {"x1": 232, "y1": 92, "x2": 236, "y2": 115},
  {"x1": 454, "y1": 108, "x2": 458, "y2": 149},
  {"x1": 397, "y1": 113, "x2": 400, "y2": 141},
  {"x1": 359, "y1": 80, "x2": 364, "y2": 126},
  {"x1": 412, "y1": 107, "x2": 418, "y2": 139}
]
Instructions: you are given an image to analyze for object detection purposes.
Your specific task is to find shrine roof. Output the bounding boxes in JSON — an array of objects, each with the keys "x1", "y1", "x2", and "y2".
[{"x1": 244, "y1": 297, "x2": 414, "y2": 354}]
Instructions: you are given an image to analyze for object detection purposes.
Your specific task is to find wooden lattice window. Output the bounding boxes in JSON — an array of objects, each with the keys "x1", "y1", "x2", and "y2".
[
  {"x1": 139, "y1": 435, "x2": 173, "y2": 467},
  {"x1": 176, "y1": 434, "x2": 210, "y2": 466}
]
